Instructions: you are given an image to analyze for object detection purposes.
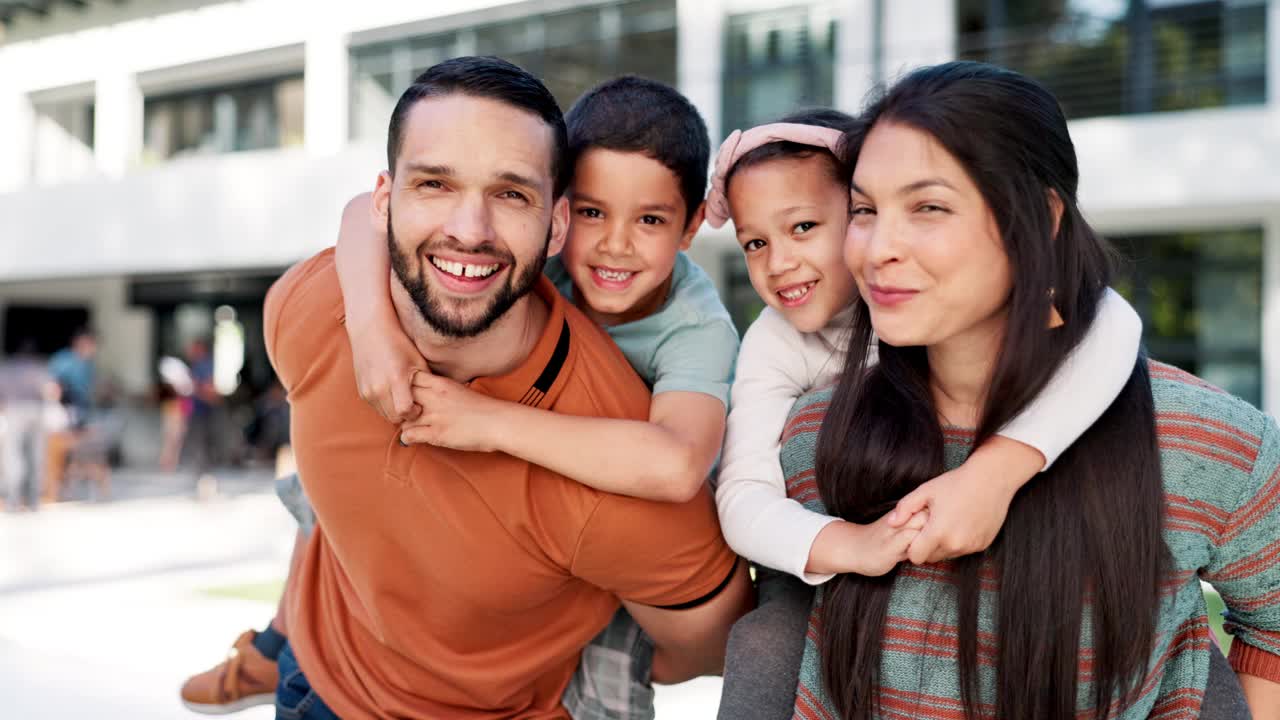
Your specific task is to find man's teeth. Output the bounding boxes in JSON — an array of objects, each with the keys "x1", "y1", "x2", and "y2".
[
  {"x1": 595, "y1": 268, "x2": 634, "y2": 282},
  {"x1": 430, "y1": 257, "x2": 501, "y2": 279},
  {"x1": 779, "y1": 282, "x2": 815, "y2": 301}
]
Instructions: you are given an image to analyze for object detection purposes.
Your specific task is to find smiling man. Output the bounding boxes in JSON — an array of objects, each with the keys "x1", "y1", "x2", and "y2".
[{"x1": 263, "y1": 56, "x2": 747, "y2": 720}]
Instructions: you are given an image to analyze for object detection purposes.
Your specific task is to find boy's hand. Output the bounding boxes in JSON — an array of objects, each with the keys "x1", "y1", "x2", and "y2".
[
  {"x1": 399, "y1": 374, "x2": 506, "y2": 453},
  {"x1": 348, "y1": 318, "x2": 426, "y2": 424},
  {"x1": 889, "y1": 437, "x2": 1042, "y2": 565}
]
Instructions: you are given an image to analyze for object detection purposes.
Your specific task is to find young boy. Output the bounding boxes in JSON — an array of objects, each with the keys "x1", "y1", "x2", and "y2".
[{"x1": 180, "y1": 76, "x2": 744, "y2": 720}]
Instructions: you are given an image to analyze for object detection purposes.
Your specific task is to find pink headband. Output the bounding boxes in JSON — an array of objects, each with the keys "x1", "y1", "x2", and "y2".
[{"x1": 703, "y1": 122, "x2": 845, "y2": 229}]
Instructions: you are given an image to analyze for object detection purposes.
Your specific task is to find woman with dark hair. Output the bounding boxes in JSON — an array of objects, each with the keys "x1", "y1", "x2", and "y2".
[{"x1": 783, "y1": 61, "x2": 1280, "y2": 719}]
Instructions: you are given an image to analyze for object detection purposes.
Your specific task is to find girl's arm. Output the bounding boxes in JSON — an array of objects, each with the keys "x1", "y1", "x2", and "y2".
[
  {"x1": 999, "y1": 287, "x2": 1144, "y2": 468},
  {"x1": 893, "y1": 288, "x2": 1144, "y2": 563},
  {"x1": 400, "y1": 375, "x2": 728, "y2": 503},
  {"x1": 714, "y1": 310, "x2": 904, "y2": 583},
  {"x1": 334, "y1": 192, "x2": 427, "y2": 423}
]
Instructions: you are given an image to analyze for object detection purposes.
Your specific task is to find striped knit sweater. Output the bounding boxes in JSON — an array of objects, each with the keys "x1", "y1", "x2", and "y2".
[{"x1": 783, "y1": 361, "x2": 1280, "y2": 719}]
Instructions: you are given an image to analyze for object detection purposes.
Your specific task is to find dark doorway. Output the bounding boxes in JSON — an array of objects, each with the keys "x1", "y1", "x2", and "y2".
[{"x1": 3, "y1": 304, "x2": 91, "y2": 355}]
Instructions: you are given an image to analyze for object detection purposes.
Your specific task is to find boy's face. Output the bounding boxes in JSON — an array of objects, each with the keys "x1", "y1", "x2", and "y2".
[{"x1": 560, "y1": 149, "x2": 702, "y2": 326}]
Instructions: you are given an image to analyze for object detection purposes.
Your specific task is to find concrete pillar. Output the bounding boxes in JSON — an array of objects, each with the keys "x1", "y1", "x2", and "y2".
[
  {"x1": 834, "y1": 0, "x2": 877, "y2": 113},
  {"x1": 0, "y1": 82, "x2": 35, "y2": 193},
  {"x1": 678, "y1": 0, "x2": 725, "y2": 141},
  {"x1": 305, "y1": 28, "x2": 351, "y2": 157},
  {"x1": 881, "y1": 0, "x2": 955, "y2": 81},
  {"x1": 93, "y1": 71, "x2": 143, "y2": 179},
  {"x1": 1270, "y1": 0, "x2": 1280, "y2": 107},
  {"x1": 1263, "y1": 214, "x2": 1280, "y2": 415}
]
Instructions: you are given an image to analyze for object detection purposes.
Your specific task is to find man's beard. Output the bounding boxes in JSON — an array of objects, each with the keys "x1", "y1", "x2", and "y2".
[{"x1": 387, "y1": 212, "x2": 549, "y2": 339}]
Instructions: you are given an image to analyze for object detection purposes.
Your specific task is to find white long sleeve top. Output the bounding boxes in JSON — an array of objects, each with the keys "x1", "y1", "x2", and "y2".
[{"x1": 714, "y1": 288, "x2": 1143, "y2": 584}]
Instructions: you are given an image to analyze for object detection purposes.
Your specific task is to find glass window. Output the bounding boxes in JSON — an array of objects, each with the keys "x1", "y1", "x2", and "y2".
[
  {"x1": 721, "y1": 250, "x2": 765, "y2": 335},
  {"x1": 30, "y1": 98, "x2": 95, "y2": 186},
  {"x1": 1112, "y1": 227, "x2": 1263, "y2": 405},
  {"x1": 956, "y1": 0, "x2": 1269, "y2": 119},
  {"x1": 142, "y1": 75, "x2": 305, "y2": 162},
  {"x1": 348, "y1": 0, "x2": 677, "y2": 142},
  {"x1": 721, "y1": 4, "x2": 836, "y2": 135}
]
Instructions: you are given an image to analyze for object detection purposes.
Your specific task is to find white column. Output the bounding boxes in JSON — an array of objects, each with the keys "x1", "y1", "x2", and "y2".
[
  {"x1": 305, "y1": 28, "x2": 350, "y2": 157},
  {"x1": 0, "y1": 81, "x2": 35, "y2": 193},
  {"x1": 881, "y1": 0, "x2": 955, "y2": 81},
  {"x1": 1263, "y1": 215, "x2": 1280, "y2": 416},
  {"x1": 834, "y1": 0, "x2": 877, "y2": 113},
  {"x1": 94, "y1": 71, "x2": 143, "y2": 179},
  {"x1": 1270, "y1": 0, "x2": 1280, "y2": 107},
  {"x1": 678, "y1": 0, "x2": 725, "y2": 141}
]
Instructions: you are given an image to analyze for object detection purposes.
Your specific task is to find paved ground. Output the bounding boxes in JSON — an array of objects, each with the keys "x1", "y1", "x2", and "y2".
[{"x1": 0, "y1": 469, "x2": 721, "y2": 719}]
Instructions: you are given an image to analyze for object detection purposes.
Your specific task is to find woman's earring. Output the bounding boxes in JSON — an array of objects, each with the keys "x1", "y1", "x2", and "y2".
[{"x1": 1048, "y1": 288, "x2": 1065, "y2": 329}]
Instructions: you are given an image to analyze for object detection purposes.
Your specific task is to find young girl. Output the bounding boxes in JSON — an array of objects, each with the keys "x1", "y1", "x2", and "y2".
[{"x1": 705, "y1": 109, "x2": 1143, "y2": 719}]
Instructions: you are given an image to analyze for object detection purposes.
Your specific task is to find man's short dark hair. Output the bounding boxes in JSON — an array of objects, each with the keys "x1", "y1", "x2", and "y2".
[
  {"x1": 565, "y1": 76, "x2": 711, "y2": 228},
  {"x1": 387, "y1": 56, "x2": 570, "y2": 197}
]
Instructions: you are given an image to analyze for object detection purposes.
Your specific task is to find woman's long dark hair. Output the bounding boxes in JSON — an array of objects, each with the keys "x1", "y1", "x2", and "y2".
[{"x1": 815, "y1": 62, "x2": 1169, "y2": 720}]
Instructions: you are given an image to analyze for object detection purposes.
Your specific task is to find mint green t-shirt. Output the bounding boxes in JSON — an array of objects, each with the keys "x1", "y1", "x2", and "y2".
[{"x1": 544, "y1": 252, "x2": 740, "y2": 408}]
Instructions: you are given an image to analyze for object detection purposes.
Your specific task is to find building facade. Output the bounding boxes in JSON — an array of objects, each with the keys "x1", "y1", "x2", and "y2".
[{"x1": 0, "y1": 0, "x2": 1276, "y2": 419}]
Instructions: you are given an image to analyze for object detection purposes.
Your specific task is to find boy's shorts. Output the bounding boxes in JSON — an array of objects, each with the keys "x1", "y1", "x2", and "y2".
[
  {"x1": 275, "y1": 473, "x2": 315, "y2": 536},
  {"x1": 272, "y1": 474, "x2": 655, "y2": 720},
  {"x1": 562, "y1": 608, "x2": 656, "y2": 720}
]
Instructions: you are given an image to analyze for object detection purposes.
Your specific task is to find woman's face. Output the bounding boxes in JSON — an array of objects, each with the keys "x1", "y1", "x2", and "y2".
[
  {"x1": 845, "y1": 122, "x2": 1012, "y2": 349},
  {"x1": 728, "y1": 154, "x2": 858, "y2": 334}
]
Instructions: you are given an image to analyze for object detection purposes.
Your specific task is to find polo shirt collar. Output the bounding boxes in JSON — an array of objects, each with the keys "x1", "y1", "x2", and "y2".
[{"x1": 468, "y1": 276, "x2": 572, "y2": 410}]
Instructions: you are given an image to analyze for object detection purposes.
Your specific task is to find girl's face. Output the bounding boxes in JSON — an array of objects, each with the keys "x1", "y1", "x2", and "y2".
[
  {"x1": 728, "y1": 154, "x2": 858, "y2": 334},
  {"x1": 845, "y1": 121, "x2": 1012, "y2": 349}
]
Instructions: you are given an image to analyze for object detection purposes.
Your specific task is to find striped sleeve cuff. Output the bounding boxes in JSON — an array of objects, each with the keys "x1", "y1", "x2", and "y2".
[{"x1": 1229, "y1": 640, "x2": 1280, "y2": 683}]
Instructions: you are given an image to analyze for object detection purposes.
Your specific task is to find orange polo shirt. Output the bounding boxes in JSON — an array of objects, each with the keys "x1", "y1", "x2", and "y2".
[{"x1": 264, "y1": 249, "x2": 736, "y2": 720}]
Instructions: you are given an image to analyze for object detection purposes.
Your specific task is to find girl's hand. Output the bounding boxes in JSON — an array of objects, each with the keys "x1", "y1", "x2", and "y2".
[
  {"x1": 889, "y1": 440, "x2": 1036, "y2": 564},
  {"x1": 399, "y1": 374, "x2": 507, "y2": 453},
  {"x1": 809, "y1": 509, "x2": 928, "y2": 578}
]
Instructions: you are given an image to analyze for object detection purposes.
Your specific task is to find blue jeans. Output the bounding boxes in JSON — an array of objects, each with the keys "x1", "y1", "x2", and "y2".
[{"x1": 275, "y1": 642, "x2": 341, "y2": 720}]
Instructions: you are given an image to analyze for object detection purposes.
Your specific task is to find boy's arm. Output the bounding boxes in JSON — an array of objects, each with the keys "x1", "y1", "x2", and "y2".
[
  {"x1": 333, "y1": 192, "x2": 426, "y2": 423},
  {"x1": 893, "y1": 288, "x2": 1143, "y2": 563},
  {"x1": 401, "y1": 374, "x2": 726, "y2": 503},
  {"x1": 515, "y1": 389, "x2": 726, "y2": 502}
]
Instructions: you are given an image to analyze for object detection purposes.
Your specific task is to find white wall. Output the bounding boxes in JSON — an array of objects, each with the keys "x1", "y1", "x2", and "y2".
[
  {"x1": 0, "y1": 143, "x2": 384, "y2": 281},
  {"x1": 1072, "y1": 106, "x2": 1280, "y2": 227}
]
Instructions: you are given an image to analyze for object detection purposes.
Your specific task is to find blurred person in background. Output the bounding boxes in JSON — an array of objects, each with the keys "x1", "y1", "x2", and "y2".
[
  {"x1": 0, "y1": 341, "x2": 54, "y2": 511},
  {"x1": 158, "y1": 355, "x2": 195, "y2": 473},
  {"x1": 184, "y1": 338, "x2": 225, "y2": 498},
  {"x1": 47, "y1": 328, "x2": 98, "y2": 427}
]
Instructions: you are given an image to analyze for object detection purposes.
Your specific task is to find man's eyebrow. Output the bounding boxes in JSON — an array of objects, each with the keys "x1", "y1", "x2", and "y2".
[
  {"x1": 498, "y1": 171, "x2": 543, "y2": 192},
  {"x1": 403, "y1": 163, "x2": 453, "y2": 176},
  {"x1": 638, "y1": 202, "x2": 679, "y2": 214}
]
